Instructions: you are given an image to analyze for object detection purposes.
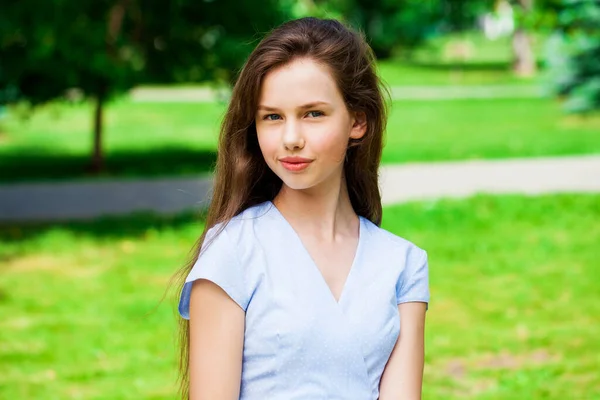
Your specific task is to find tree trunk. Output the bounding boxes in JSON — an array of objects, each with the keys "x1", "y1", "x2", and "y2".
[
  {"x1": 91, "y1": 90, "x2": 105, "y2": 174},
  {"x1": 512, "y1": 0, "x2": 537, "y2": 77},
  {"x1": 512, "y1": 28, "x2": 536, "y2": 76}
]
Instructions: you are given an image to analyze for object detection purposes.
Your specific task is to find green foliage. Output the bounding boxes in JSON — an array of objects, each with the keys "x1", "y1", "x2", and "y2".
[
  {"x1": 0, "y1": 0, "x2": 290, "y2": 172},
  {"x1": 514, "y1": 0, "x2": 563, "y2": 31},
  {"x1": 544, "y1": 0, "x2": 600, "y2": 113},
  {"x1": 0, "y1": 0, "x2": 289, "y2": 105},
  {"x1": 344, "y1": 0, "x2": 444, "y2": 58},
  {"x1": 291, "y1": 0, "x2": 465, "y2": 59},
  {"x1": 441, "y1": 0, "x2": 492, "y2": 32}
]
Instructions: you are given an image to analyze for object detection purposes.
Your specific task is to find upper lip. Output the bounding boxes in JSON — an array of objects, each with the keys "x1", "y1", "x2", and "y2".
[{"x1": 279, "y1": 156, "x2": 313, "y2": 163}]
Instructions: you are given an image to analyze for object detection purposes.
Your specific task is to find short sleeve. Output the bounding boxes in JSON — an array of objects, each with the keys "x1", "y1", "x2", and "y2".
[
  {"x1": 396, "y1": 248, "x2": 430, "y2": 310},
  {"x1": 178, "y1": 224, "x2": 250, "y2": 320}
]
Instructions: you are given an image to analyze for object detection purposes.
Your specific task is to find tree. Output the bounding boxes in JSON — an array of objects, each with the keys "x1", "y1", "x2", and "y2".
[
  {"x1": 511, "y1": 0, "x2": 538, "y2": 76},
  {"x1": 509, "y1": 0, "x2": 567, "y2": 76},
  {"x1": 544, "y1": 0, "x2": 600, "y2": 113},
  {"x1": 293, "y1": 0, "x2": 447, "y2": 59},
  {"x1": 0, "y1": 0, "x2": 289, "y2": 172}
]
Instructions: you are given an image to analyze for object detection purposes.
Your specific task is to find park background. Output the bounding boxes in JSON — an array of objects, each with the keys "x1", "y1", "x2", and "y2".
[{"x1": 1, "y1": 0, "x2": 599, "y2": 399}]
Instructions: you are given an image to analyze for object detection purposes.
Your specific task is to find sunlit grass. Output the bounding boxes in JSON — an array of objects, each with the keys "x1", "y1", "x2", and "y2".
[
  {"x1": 1, "y1": 96, "x2": 599, "y2": 182},
  {"x1": 0, "y1": 194, "x2": 598, "y2": 399}
]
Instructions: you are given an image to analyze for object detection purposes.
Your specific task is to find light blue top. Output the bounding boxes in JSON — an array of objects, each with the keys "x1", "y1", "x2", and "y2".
[{"x1": 179, "y1": 200, "x2": 430, "y2": 399}]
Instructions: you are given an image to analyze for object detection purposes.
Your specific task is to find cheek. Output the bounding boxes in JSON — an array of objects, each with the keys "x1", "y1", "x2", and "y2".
[
  {"x1": 256, "y1": 131, "x2": 277, "y2": 160},
  {"x1": 311, "y1": 126, "x2": 348, "y2": 162}
]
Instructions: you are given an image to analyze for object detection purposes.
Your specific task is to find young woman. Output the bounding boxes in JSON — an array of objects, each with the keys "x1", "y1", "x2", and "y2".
[{"x1": 175, "y1": 16, "x2": 430, "y2": 400}]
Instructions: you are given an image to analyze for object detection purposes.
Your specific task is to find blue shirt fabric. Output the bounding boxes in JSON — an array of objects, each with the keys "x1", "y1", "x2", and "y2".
[{"x1": 179, "y1": 200, "x2": 430, "y2": 399}]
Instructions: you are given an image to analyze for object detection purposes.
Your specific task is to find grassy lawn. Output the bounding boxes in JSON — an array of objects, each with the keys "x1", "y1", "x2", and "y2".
[
  {"x1": 0, "y1": 193, "x2": 598, "y2": 399},
  {"x1": 377, "y1": 30, "x2": 546, "y2": 86},
  {"x1": 383, "y1": 98, "x2": 600, "y2": 163},
  {"x1": 1, "y1": 97, "x2": 599, "y2": 182},
  {"x1": 412, "y1": 30, "x2": 548, "y2": 63},
  {"x1": 0, "y1": 100, "x2": 224, "y2": 182},
  {"x1": 376, "y1": 61, "x2": 539, "y2": 87}
]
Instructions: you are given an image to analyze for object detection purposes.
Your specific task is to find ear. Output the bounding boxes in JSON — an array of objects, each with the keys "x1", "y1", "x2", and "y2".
[{"x1": 349, "y1": 111, "x2": 367, "y2": 140}]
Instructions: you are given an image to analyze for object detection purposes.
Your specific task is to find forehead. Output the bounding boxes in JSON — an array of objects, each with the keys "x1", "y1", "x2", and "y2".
[{"x1": 258, "y1": 58, "x2": 343, "y2": 106}]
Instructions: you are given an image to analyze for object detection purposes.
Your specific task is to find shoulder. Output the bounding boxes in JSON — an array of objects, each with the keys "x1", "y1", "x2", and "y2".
[
  {"x1": 202, "y1": 201, "x2": 273, "y2": 252},
  {"x1": 179, "y1": 203, "x2": 272, "y2": 318},
  {"x1": 362, "y1": 217, "x2": 427, "y2": 263},
  {"x1": 361, "y1": 219, "x2": 430, "y2": 307}
]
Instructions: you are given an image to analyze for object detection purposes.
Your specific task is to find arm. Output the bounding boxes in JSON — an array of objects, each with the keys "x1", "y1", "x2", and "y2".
[
  {"x1": 188, "y1": 279, "x2": 246, "y2": 400},
  {"x1": 378, "y1": 301, "x2": 427, "y2": 400}
]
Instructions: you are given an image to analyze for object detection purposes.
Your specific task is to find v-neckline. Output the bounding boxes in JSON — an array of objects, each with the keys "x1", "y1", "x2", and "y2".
[{"x1": 266, "y1": 200, "x2": 364, "y2": 306}]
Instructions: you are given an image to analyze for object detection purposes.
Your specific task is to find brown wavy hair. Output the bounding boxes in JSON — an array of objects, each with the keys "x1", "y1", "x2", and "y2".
[{"x1": 173, "y1": 16, "x2": 390, "y2": 399}]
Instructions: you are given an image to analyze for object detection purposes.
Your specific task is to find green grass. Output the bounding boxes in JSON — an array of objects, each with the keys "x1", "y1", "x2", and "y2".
[
  {"x1": 0, "y1": 194, "x2": 599, "y2": 399},
  {"x1": 377, "y1": 60, "x2": 539, "y2": 87},
  {"x1": 386, "y1": 194, "x2": 600, "y2": 399},
  {"x1": 408, "y1": 30, "x2": 548, "y2": 64},
  {"x1": 1, "y1": 97, "x2": 599, "y2": 182},
  {"x1": 0, "y1": 100, "x2": 223, "y2": 182},
  {"x1": 379, "y1": 30, "x2": 547, "y2": 86},
  {"x1": 383, "y1": 98, "x2": 600, "y2": 162}
]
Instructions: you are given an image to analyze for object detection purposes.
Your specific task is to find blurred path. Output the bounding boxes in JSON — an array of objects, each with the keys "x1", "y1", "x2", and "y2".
[
  {"x1": 1, "y1": 155, "x2": 598, "y2": 222},
  {"x1": 129, "y1": 84, "x2": 542, "y2": 102},
  {"x1": 379, "y1": 154, "x2": 600, "y2": 205}
]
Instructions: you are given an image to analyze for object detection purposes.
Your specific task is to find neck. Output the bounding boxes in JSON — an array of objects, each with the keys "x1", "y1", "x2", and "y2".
[{"x1": 272, "y1": 170, "x2": 357, "y2": 241}]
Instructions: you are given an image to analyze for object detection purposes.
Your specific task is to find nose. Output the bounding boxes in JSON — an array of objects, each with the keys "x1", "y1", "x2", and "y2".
[{"x1": 282, "y1": 120, "x2": 305, "y2": 151}]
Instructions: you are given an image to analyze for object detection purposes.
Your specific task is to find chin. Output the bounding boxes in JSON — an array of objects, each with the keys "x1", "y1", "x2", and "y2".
[
  {"x1": 274, "y1": 170, "x2": 318, "y2": 191},
  {"x1": 277, "y1": 166, "x2": 342, "y2": 192},
  {"x1": 279, "y1": 177, "x2": 316, "y2": 191}
]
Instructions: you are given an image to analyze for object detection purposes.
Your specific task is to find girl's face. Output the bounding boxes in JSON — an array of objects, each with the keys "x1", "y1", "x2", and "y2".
[{"x1": 255, "y1": 57, "x2": 366, "y2": 192}]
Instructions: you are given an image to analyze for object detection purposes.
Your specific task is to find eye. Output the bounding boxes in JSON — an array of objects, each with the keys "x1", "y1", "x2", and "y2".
[
  {"x1": 306, "y1": 111, "x2": 324, "y2": 118},
  {"x1": 263, "y1": 114, "x2": 281, "y2": 121}
]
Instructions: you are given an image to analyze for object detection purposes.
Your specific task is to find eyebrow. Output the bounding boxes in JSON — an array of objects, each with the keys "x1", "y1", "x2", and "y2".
[{"x1": 257, "y1": 101, "x2": 331, "y2": 112}]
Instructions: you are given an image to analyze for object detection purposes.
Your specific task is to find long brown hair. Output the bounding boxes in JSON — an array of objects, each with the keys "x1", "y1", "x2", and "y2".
[{"x1": 173, "y1": 16, "x2": 390, "y2": 399}]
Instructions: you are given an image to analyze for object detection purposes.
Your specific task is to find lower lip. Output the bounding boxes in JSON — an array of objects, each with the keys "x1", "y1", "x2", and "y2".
[{"x1": 281, "y1": 161, "x2": 312, "y2": 171}]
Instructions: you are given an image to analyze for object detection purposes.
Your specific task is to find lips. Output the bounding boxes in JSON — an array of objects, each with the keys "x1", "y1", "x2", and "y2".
[
  {"x1": 279, "y1": 156, "x2": 313, "y2": 172},
  {"x1": 279, "y1": 156, "x2": 313, "y2": 163}
]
